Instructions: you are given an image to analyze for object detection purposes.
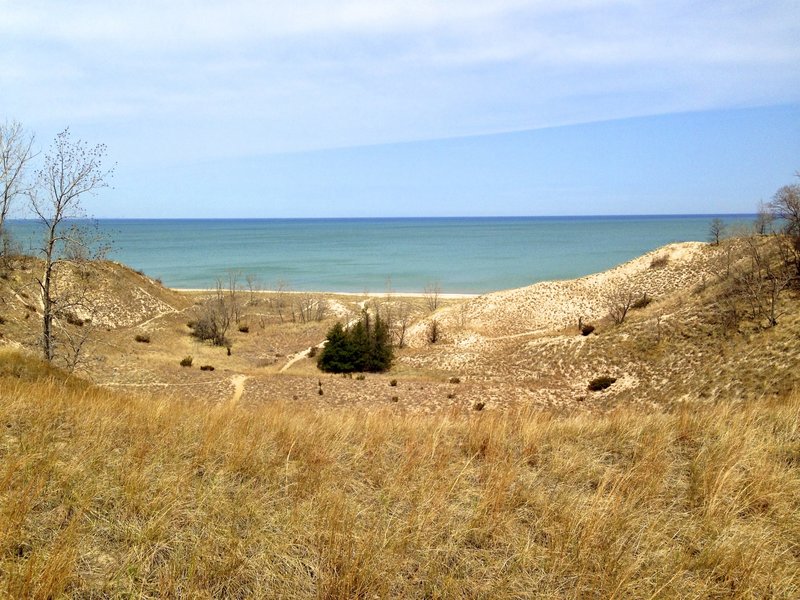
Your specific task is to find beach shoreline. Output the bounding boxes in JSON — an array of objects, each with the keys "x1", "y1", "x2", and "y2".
[{"x1": 171, "y1": 288, "x2": 480, "y2": 300}]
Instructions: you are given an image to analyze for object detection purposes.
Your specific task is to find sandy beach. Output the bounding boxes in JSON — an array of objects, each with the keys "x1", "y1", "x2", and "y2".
[{"x1": 172, "y1": 288, "x2": 480, "y2": 300}]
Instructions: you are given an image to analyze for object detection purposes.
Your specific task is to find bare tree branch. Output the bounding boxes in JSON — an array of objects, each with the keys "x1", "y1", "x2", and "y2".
[{"x1": 29, "y1": 128, "x2": 114, "y2": 362}]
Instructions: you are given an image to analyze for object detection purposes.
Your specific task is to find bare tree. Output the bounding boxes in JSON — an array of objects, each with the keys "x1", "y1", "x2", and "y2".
[
  {"x1": 769, "y1": 176, "x2": 800, "y2": 276},
  {"x1": 769, "y1": 177, "x2": 800, "y2": 238},
  {"x1": 245, "y1": 273, "x2": 260, "y2": 305},
  {"x1": 272, "y1": 279, "x2": 290, "y2": 322},
  {"x1": 753, "y1": 200, "x2": 774, "y2": 236},
  {"x1": 606, "y1": 287, "x2": 637, "y2": 325},
  {"x1": 226, "y1": 270, "x2": 243, "y2": 323},
  {"x1": 192, "y1": 279, "x2": 235, "y2": 346},
  {"x1": 374, "y1": 296, "x2": 414, "y2": 348},
  {"x1": 294, "y1": 293, "x2": 326, "y2": 323},
  {"x1": 713, "y1": 235, "x2": 794, "y2": 330},
  {"x1": 739, "y1": 236, "x2": 794, "y2": 327},
  {"x1": 1, "y1": 121, "x2": 35, "y2": 250},
  {"x1": 29, "y1": 128, "x2": 113, "y2": 362},
  {"x1": 393, "y1": 301, "x2": 414, "y2": 348},
  {"x1": 708, "y1": 218, "x2": 726, "y2": 246},
  {"x1": 424, "y1": 280, "x2": 441, "y2": 311}
]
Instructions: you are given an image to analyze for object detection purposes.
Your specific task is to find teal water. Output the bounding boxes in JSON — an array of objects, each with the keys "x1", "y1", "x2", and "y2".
[{"x1": 5, "y1": 216, "x2": 755, "y2": 293}]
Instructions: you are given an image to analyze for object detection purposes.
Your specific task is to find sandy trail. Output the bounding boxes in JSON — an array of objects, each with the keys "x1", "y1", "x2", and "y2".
[
  {"x1": 278, "y1": 301, "x2": 368, "y2": 373},
  {"x1": 229, "y1": 374, "x2": 249, "y2": 404},
  {"x1": 135, "y1": 308, "x2": 181, "y2": 329}
]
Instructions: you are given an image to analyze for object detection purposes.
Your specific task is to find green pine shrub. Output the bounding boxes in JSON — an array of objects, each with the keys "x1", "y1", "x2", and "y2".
[{"x1": 317, "y1": 311, "x2": 393, "y2": 374}]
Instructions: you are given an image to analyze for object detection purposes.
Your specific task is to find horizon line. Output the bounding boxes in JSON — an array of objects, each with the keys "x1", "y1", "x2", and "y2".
[{"x1": 8, "y1": 213, "x2": 758, "y2": 222}]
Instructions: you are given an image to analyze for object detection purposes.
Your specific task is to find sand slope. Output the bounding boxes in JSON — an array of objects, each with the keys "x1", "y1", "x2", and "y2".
[{"x1": 407, "y1": 242, "x2": 718, "y2": 344}]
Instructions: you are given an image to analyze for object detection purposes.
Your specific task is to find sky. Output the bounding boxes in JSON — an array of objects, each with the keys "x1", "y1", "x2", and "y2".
[{"x1": 1, "y1": 0, "x2": 799, "y2": 218}]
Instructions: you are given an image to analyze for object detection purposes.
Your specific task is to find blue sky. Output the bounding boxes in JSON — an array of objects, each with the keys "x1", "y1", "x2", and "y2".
[{"x1": 1, "y1": 0, "x2": 799, "y2": 217}]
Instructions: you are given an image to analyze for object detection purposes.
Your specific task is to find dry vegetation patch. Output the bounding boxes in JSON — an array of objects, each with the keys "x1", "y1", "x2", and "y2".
[{"x1": 1, "y1": 350, "x2": 799, "y2": 598}]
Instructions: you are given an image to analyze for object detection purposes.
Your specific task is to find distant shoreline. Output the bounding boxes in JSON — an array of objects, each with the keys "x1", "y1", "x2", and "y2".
[
  {"x1": 5, "y1": 214, "x2": 758, "y2": 293},
  {"x1": 172, "y1": 288, "x2": 480, "y2": 300}
]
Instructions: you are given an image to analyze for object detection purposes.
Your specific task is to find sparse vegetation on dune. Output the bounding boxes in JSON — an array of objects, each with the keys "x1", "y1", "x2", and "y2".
[{"x1": 1, "y1": 350, "x2": 799, "y2": 598}]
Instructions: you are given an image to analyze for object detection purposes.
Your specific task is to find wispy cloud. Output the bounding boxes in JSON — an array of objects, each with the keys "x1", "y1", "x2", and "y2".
[{"x1": 1, "y1": 0, "x2": 798, "y2": 165}]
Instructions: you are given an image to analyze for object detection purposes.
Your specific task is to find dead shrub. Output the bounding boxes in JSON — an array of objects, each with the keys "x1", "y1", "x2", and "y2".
[
  {"x1": 588, "y1": 376, "x2": 616, "y2": 391},
  {"x1": 650, "y1": 255, "x2": 669, "y2": 269}
]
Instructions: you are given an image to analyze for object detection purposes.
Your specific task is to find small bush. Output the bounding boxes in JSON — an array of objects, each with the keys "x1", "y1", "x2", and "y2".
[
  {"x1": 427, "y1": 320, "x2": 441, "y2": 344},
  {"x1": 134, "y1": 334, "x2": 150, "y2": 343},
  {"x1": 238, "y1": 324, "x2": 249, "y2": 333},
  {"x1": 447, "y1": 392, "x2": 456, "y2": 399},
  {"x1": 308, "y1": 346, "x2": 318, "y2": 358},
  {"x1": 187, "y1": 321, "x2": 196, "y2": 329},
  {"x1": 200, "y1": 365, "x2": 214, "y2": 371},
  {"x1": 192, "y1": 315, "x2": 230, "y2": 347},
  {"x1": 580, "y1": 324, "x2": 595, "y2": 336},
  {"x1": 0, "y1": 316, "x2": 5, "y2": 325},
  {"x1": 318, "y1": 388, "x2": 324, "y2": 395},
  {"x1": 631, "y1": 293, "x2": 652, "y2": 310},
  {"x1": 355, "y1": 374, "x2": 366, "y2": 381},
  {"x1": 449, "y1": 377, "x2": 461, "y2": 384},
  {"x1": 65, "y1": 313, "x2": 84, "y2": 327},
  {"x1": 588, "y1": 376, "x2": 617, "y2": 391},
  {"x1": 389, "y1": 379, "x2": 398, "y2": 387},
  {"x1": 180, "y1": 356, "x2": 193, "y2": 368},
  {"x1": 390, "y1": 396, "x2": 399, "y2": 402},
  {"x1": 650, "y1": 254, "x2": 669, "y2": 269},
  {"x1": 473, "y1": 402, "x2": 485, "y2": 411}
]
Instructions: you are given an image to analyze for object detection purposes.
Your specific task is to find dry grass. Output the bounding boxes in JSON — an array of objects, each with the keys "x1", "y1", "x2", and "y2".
[{"x1": 1, "y1": 349, "x2": 799, "y2": 598}]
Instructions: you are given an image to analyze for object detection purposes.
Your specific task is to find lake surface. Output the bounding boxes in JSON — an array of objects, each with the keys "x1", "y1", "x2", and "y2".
[{"x1": 5, "y1": 215, "x2": 755, "y2": 293}]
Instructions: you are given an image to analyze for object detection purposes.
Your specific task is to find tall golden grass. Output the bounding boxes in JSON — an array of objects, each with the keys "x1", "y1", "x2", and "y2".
[{"x1": 1, "y1": 350, "x2": 798, "y2": 598}]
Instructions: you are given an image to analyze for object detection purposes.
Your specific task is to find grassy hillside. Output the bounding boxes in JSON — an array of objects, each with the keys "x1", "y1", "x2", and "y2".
[{"x1": 2, "y1": 350, "x2": 798, "y2": 598}]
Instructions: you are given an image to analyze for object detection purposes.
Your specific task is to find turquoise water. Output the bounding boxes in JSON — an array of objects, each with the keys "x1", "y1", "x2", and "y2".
[{"x1": 5, "y1": 216, "x2": 755, "y2": 293}]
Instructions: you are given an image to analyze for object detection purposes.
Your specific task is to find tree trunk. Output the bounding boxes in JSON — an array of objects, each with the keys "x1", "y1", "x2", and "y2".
[{"x1": 42, "y1": 262, "x2": 54, "y2": 361}]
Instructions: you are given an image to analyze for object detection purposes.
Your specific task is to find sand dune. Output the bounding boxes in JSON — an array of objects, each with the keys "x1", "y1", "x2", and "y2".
[{"x1": 407, "y1": 241, "x2": 720, "y2": 345}]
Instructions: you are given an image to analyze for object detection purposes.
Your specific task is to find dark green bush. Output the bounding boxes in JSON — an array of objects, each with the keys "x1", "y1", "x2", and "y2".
[
  {"x1": 180, "y1": 356, "x2": 193, "y2": 368},
  {"x1": 588, "y1": 376, "x2": 616, "y2": 391},
  {"x1": 317, "y1": 311, "x2": 393, "y2": 374}
]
